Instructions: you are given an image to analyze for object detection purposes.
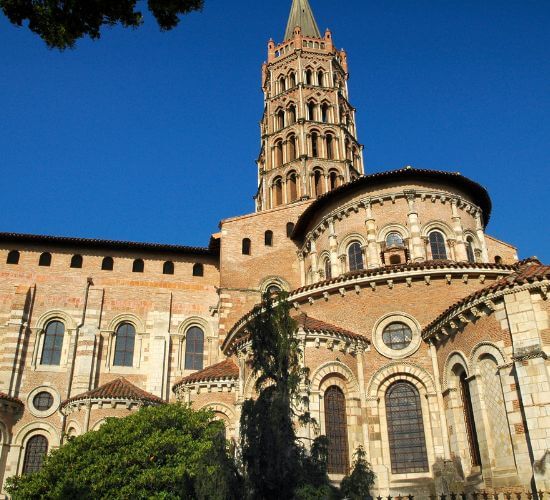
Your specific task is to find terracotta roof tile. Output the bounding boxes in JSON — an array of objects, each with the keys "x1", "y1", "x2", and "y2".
[
  {"x1": 295, "y1": 313, "x2": 366, "y2": 341},
  {"x1": 173, "y1": 359, "x2": 239, "y2": 387},
  {"x1": 61, "y1": 377, "x2": 164, "y2": 407},
  {"x1": 0, "y1": 392, "x2": 24, "y2": 406}
]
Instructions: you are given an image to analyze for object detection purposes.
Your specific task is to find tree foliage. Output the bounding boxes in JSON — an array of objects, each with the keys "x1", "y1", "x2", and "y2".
[
  {"x1": 340, "y1": 446, "x2": 376, "y2": 500},
  {"x1": 0, "y1": 0, "x2": 204, "y2": 49},
  {"x1": 6, "y1": 403, "x2": 241, "y2": 500},
  {"x1": 240, "y1": 292, "x2": 334, "y2": 499}
]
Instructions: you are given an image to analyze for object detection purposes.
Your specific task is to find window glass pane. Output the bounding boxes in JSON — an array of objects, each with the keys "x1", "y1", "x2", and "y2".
[
  {"x1": 41, "y1": 321, "x2": 64, "y2": 365},
  {"x1": 23, "y1": 436, "x2": 48, "y2": 474},
  {"x1": 184, "y1": 327, "x2": 204, "y2": 370},
  {"x1": 113, "y1": 323, "x2": 136, "y2": 367},
  {"x1": 429, "y1": 232, "x2": 447, "y2": 260},
  {"x1": 33, "y1": 392, "x2": 54, "y2": 411},
  {"x1": 385, "y1": 382, "x2": 428, "y2": 473},
  {"x1": 348, "y1": 242, "x2": 364, "y2": 271},
  {"x1": 324, "y1": 386, "x2": 349, "y2": 474},
  {"x1": 382, "y1": 322, "x2": 412, "y2": 350},
  {"x1": 466, "y1": 239, "x2": 476, "y2": 263},
  {"x1": 386, "y1": 232, "x2": 404, "y2": 247}
]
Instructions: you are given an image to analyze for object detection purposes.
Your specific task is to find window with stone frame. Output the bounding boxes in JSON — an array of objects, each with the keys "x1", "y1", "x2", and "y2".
[
  {"x1": 465, "y1": 237, "x2": 476, "y2": 263},
  {"x1": 324, "y1": 385, "x2": 349, "y2": 474},
  {"x1": 324, "y1": 257, "x2": 332, "y2": 280},
  {"x1": 184, "y1": 326, "x2": 204, "y2": 370},
  {"x1": 347, "y1": 241, "x2": 364, "y2": 271},
  {"x1": 22, "y1": 435, "x2": 48, "y2": 474},
  {"x1": 113, "y1": 323, "x2": 136, "y2": 367},
  {"x1": 429, "y1": 231, "x2": 447, "y2": 260},
  {"x1": 41, "y1": 320, "x2": 65, "y2": 365},
  {"x1": 6, "y1": 250, "x2": 20, "y2": 265}
]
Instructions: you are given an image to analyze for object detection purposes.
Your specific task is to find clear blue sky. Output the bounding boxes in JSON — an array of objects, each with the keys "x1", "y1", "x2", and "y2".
[{"x1": 0, "y1": 0, "x2": 548, "y2": 261}]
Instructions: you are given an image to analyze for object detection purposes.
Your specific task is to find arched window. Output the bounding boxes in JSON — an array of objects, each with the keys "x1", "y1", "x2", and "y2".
[
  {"x1": 326, "y1": 134, "x2": 334, "y2": 159},
  {"x1": 289, "y1": 72, "x2": 296, "y2": 88},
  {"x1": 273, "y1": 177, "x2": 283, "y2": 207},
  {"x1": 288, "y1": 135, "x2": 297, "y2": 161},
  {"x1": 101, "y1": 256, "x2": 114, "y2": 271},
  {"x1": 329, "y1": 170, "x2": 339, "y2": 191},
  {"x1": 382, "y1": 322, "x2": 412, "y2": 350},
  {"x1": 41, "y1": 320, "x2": 64, "y2": 365},
  {"x1": 242, "y1": 238, "x2": 251, "y2": 255},
  {"x1": 287, "y1": 172, "x2": 298, "y2": 201},
  {"x1": 459, "y1": 371, "x2": 481, "y2": 466},
  {"x1": 113, "y1": 323, "x2": 135, "y2": 367},
  {"x1": 324, "y1": 258, "x2": 332, "y2": 280},
  {"x1": 385, "y1": 381, "x2": 429, "y2": 473},
  {"x1": 313, "y1": 169, "x2": 323, "y2": 197},
  {"x1": 465, "y1": 237, "x2": 476, "y2": 263},
  {"x1": 345, "y1": 139, "x2": 352, "y2": 161},
  {"x1": 22, "y1": 435, "x2": 48, "y2": 474},
  {"x1": 6, "y1": 250, "x2": 20, "y2": 264},
  {"x1": 307, "y1": 101, "x2": 316, "y2": 121},
  {"x1": 132, "y1": 259, "x2": 144, "y2": 273},
  {"x1": 321, "y1": 103, "x2": 329, "y2": 123},
  {"x1": 347, "y1": 242, "x2": 364, "y2": 271},
  {"x1": 305, "y1": 69, "x2": 313, "y2": 85},
  {"x1": 265, "y1": 230, "x2": 273, "y2": 246},
  {"x1": 276, "y1": 109, "x2": 285, "y2": 130},
  {"x1": 386, "y1": 232, "x2": 404, "y2": 248},
  {"x1": 286, "y1": 222, "x2": 295, "y2": 238},
  {"x1": 266, "y1": 284, "x2": 282, "y2": 296},
  {"x1": 184, "y1": 326, "x2": 204, "y2": 370},
  {"x1": 163, "y1": 261, "x2": 174, "y2": 275},
  {"x1": 278, "y1": 76, "x2": 286, "y2": 93},
  {"x1": 429, "y1": 231, "x2": 447, "y2": 260},
  {"x1": 193, "y1": 263, "x2": 204, "y2": 277},
  {"x1": 324, "y1": 386, "x2": 349, "y2": 474},
  {"x1": 317, "y1": 70, "x2": 324, "y2": 86},
  {"x1": 311, "y1": 132, "x2": 319, "y2": 157},
  {"x1": 389, "y1": 255, "x2": 401, "y2": 265},
  {"x1": 70, "y1": 254, "x2": 83, "y2": 269},
  {"x1": 275, "y1": 140, "x2": 283, "y2": 167},
  {"x1": 288, "y1": 105, "x2": 296, "y2": 125},
  {"x1": 38, "y1": 252, "x2": 51, "y2": 267},
  {"x1": 494, "y1": 255, "x2": 502, "y2": 264}
]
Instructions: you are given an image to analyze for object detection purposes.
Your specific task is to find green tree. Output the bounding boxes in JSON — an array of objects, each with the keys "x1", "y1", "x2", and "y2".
[
  {"x1": 0, "y1": 0, "x2": 203, "y2": 49},
  {"x1": 7, "y1": 403, "x2": 241, "y2": 500},
  {"x1": 340, "y1": 446, "x2": 376, "y2": 500},
  {"x1": 240, "y1": 292, "x2": 334, "y2": 499}
]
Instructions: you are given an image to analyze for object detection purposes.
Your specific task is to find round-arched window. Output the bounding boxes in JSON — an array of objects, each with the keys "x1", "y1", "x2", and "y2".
[
  {"x1": 32, "y1": 392, "x2": 54, "y2": 411},
  {"x1": 382, "y1": 322, "x2": 412, "y2": 350},
  {"x1": 347, "y1": 241, "x2": 364, "y2": 271},
  {"x1": 386, "y1": 232, "x2": 404, "y2": 248}
]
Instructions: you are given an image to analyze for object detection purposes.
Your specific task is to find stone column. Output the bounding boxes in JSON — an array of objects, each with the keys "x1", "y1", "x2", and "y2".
[
  {"x1": 405, "y1": 191, "x2": 425, "y2": 262},
  {"x1": 310, "y1": 239, "x2": 319, "y2": 283},
  {"x1": 474, "y1": 211, "x2": 489, "y2": 263},
  {"x1": 298, "y1": 252, "x2": 306, "y2": 286},
  {"x1": 451, "y1": 199, "x2": 468, "y2": 262},
  {"x1": 429, "y1": 341, "x2": 451, "y2": 459},
  {"x1": 327, "y1": 218, "x2": 340, "y2": 276},
  {"x1": 364, "y1": 200, "x2": 380, "y2": 268}
]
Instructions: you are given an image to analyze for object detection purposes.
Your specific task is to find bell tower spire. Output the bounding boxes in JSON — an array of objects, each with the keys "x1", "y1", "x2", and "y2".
[
  {"x1": 284, "y1": 0, "x2": 321, "y2": 41},
  {"x1": 254, "y1": 1, "x2": 365, "y2": 212}
]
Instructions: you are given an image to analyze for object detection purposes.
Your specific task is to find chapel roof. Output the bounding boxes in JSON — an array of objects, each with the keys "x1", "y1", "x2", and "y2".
[
  {"x1": 291, "y1": 167, "x2": 493, "y2": 241},
  {"x1": 61, "y1": 377, "x2": 164, "y2": 408},
  {"x1": 0, "y1": 392, "x2": 24, "y2": 407},
  {"x1": 173, "y1": 359, "x2": 239, "y2": 389},
  {"x1": 284, "y1": 0, "x2": 321, "y2": 41}
]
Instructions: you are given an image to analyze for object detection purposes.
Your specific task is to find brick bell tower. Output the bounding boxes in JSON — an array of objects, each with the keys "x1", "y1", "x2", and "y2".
[{"x1": 255, "y1": 0, "x2": 364, "y2": 212}]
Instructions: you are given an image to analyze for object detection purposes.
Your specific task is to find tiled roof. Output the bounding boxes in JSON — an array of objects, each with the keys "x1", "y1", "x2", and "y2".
[
  {"x1": 292, "y1": 167, "x2": 492, "y2": 240},
  {"x1": 61, "y1": 377, "x2": 164, "y2": 407},
  {"x1": 293, "y1": 260, "x2": 515, "y2": 294},
  {"x1": 0, "y1": 232, "x2": 216, "y2": 256},
  {"x1": 423, "y1": 259, "x2": 550, "y2": 335},
  {"x1": 173, "y1": 359, "x2": 239, "y2": 387},
  {"x1": 296, "y1": 313, "x2": 366, "y2": 341},
  {"x1": 0, "y1": 392, "x2": 24, "y2": 406}
]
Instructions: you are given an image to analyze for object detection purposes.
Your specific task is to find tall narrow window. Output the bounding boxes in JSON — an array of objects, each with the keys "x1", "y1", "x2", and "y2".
[
  {"x1": 193, "y1": 263, "x2": 204, "y2": 276},
  {"x1": 289, "y1": 72, "x2": 296, "y2": 88},
  {"x1": 329, "y1": 171, "x2": 338, "y2": 190},
  {"x1": 307, "y1": 102, "x2": 316, "y2": 121},
  {"x1": 288, "y1": 105, "x2": 296, "y2": 125},
  {"x1": 38, "y1": 252, "x2": 51, "y2": 267},
  {"x1": 22, "y1": 435, "x2": 48, "y2": 474},
  {"x1": 113, "y1": 323, "x2": 135, "y2": 367},
  {"x1": 6, "y1": 250, "x2": 20, "y2": 264},
  {"x1": 326, "y1": 134, "x2": 334, "y2": 159},
  {"x1": 324, "y1": 258, "x2": 332, "y2": 280},
  {"x1": 459, "y1": 372, "x2": 481, "y2": 466},
  {"x1": 288, "y1": 172, "x2": 298, "y2": 202},
  {"x1": 429, "y1": 231, "x2": 447, "y2": 260},
  {"x1": 41, "y1": 320, "x2": 64, "y2": 365},
  {"x1": 386, "y1": 381, "x2": 429, "y2": 473},
  {"x1": 465, "y1": 237, "x2": 476, "y2": 263},
  {"x1": 101, "y1": 256, "x2": 114, "y2": 271},
  {"x1": 305, "y1": 69, "x2": 313, "y2": 85},
  {"x1": 279, "y1": 76, "x2": 286, "y2": 92},
  {"x1": 242, "y1": 238, "x2": 251, "y2": 255},
  {"x1": 314, "y1": 169, "x2": 323, "y2": 196},
  {"x1": 70, "y1": 254, "x2": 83, "y2": 269},
  {"x1": 264, "y1": 230, "x2": 273, "y2": 246},
  {"x1": 132, "y1": 259, "x2": 144, "y2": 273},
  {"x1": 277, "y1": 109, "x2": 285, "y2": 130},
  {"x1": 348, "y1": 242, "x2": 364, "y2": 271},
  {"x1": 163, "y1": 261, "x2": 174, "y2": 275},
  {"x1": 317, "y1": 70, "x2": 324, "y2": 86},
  {"x1": 324, "y1": 386, "x2": 349, "y2": 474},
  {"x1": 321, "y1": 103, "x2": 329, "y2": 123},
  {"x1": 286, "y1": 222, "x2": 295, "y2": 238},
  {"x1": 288, "y1": 135, "x2": 297, "y2": 161},
  {"x1": 273, "y1": 178, "x2": 283, "y2": 207},
  {"x1": 311, "y1": 133, "x2": 319, "y2": 157},
  {"x1": 275, "y1": 140, "x2": 283, "y2": 167},
  {"x1": 345, "y1": 139, "x2": 352, "y2": 161},
  {"x1": 184, "y1": 326, "x2": 204, "y2": 370}
]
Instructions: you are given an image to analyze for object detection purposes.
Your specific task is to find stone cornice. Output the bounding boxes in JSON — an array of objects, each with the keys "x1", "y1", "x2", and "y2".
[{"x1": 60, "y1": 397, "x2": 161, "y2": 416}]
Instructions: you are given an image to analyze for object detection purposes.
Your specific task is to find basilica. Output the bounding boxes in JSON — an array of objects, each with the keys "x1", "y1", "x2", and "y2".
[{"x1": 0, "y1": 0, "x2": 548, "y2": 497}]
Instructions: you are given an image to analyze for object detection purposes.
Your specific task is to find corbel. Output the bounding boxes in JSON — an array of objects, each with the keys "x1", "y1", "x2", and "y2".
[
  {"x1": 406, "y1": 277, "x2": 412, "y2": 287},
  {"x1": 339, "y1": 287, "x2": 346, "y2": 297},
  {"x1": 470, "y1": 306, "x2": 482, "y2": 318},
  {"x1": 484, "y1": 299, "x2": 496, "y2": 312},
  {"x1": 354, "y1": 285, "x2": 361, "y2": 294},
  {"x1": 479, "y1": 274, "x2": 486, "y2": 284},
  {"x1": 387, "y1": 280, "x2": 394, "y2": 290},
  {"x1": 540, "y1": 285, "x2": 548, "y2": 300},
  {"x1": 458, "y1": 313, "x2": 470, "y2": 325},
  {"x1": 308, "y1": 297, "x2": 314, "y2": 305},
  {"x1": 370, "y1": 282, "x2": 376, "y2": 291},
  {"x1": 424, "y1": 275, "x2": 431, "y2": 285},
  {"x1": 446, "y1": 274, "x2": 452, "y2": 284},
  {"x1": 323, "y1": 291, "x2": 329, "y2": 301},
  {"x1": 462, "y1": 274, "x2": 469, "y2": 284}
]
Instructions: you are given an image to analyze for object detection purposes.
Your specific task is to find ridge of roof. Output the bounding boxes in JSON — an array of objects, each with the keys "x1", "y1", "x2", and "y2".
[
  {"x1": 61, "y1": 377, "x2": 164, "y2": 407},
  {"x1": 296, "y1": 313, "x2": 366, "y2": 341},
  {"x1": 0, "y1": 232, "x2": 216, "y2": 256},
  {"x1": 284, "y1": 0, "x2": 321, "y2": 41},
  {"x1": 0, "y1": 392, "x2": 24, "y2": 406},
  {"x1": 292, "y1": 168, "x2": 493, "y2": 241},
  {"x1": 173, "y1": 359, "x2": 239, "y2": 388}
]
